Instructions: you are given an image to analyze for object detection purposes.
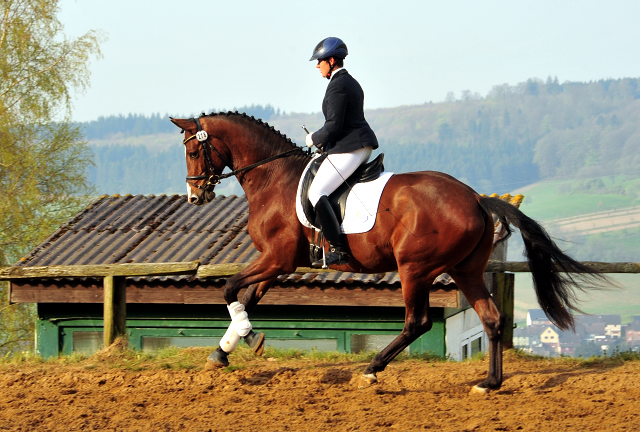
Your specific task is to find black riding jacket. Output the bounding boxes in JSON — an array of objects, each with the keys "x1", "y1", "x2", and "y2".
[{"x1": 311, "y1": 69, "x2": 379, "y2": 154}]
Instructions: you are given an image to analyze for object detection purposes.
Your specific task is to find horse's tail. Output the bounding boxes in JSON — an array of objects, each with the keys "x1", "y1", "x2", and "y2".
[{"x1": 478, "y1": 196, "x2": 608, "y2": 331}]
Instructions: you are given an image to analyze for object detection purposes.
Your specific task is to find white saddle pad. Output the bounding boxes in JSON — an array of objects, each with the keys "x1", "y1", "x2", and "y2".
[{"x1": 295, "y1": 155, "x2": 394, "y2": 234}]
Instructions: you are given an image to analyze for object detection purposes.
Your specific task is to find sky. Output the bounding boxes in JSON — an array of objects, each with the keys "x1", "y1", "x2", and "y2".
[{"x1": 59, "y1": 0, "x2": 640, "y2": 122}]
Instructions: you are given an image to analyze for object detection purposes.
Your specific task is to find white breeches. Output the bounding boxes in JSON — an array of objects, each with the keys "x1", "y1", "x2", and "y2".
[{"x1": 308, "y1": 147, "x2": 373, "y2": 207}]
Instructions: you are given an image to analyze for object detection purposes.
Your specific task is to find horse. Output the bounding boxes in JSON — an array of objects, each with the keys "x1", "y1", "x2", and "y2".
[{"x1": 171, "y1": 112, "x2": 606, "y2": 393}]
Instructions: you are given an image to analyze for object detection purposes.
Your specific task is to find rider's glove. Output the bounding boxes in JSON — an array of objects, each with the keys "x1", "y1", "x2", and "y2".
[{"x1": 305, "y1": 133, "x2": 314, "y2": 148}]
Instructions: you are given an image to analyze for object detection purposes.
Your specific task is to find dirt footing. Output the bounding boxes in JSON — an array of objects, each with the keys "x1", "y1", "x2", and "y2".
[{"x1": 1, "y1": 355, "x2": 639, "y2": 431}]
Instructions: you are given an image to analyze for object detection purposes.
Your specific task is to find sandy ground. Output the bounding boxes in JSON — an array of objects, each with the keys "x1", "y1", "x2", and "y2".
[{"x1": 1, "y1": 352, "x2": 639, "y2": 432}]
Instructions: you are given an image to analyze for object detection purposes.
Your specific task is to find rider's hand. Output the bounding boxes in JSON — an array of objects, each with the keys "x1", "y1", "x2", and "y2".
[{"x1": 305, "y1": 133, "x2": 314, "y2": 148}]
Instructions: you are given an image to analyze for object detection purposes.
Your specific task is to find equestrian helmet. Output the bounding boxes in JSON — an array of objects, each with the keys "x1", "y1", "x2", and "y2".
[{"x1": 309, "y1": 37, "x2": 348, "y2": 61}]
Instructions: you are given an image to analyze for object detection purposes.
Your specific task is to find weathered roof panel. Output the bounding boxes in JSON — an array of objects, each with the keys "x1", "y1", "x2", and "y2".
[{"x1": 17, "y1": 194, "x2": 399, "y2": 286}]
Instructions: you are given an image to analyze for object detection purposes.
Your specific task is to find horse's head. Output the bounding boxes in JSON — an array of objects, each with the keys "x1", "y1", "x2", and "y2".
[{"x1": 171, "y1": 117, "x2": 226, "y2": 205}]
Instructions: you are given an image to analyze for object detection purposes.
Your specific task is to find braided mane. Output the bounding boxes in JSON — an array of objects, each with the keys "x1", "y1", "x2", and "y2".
[{"x1": 202, "y1": 111, "x2": 311, "y2": 156}]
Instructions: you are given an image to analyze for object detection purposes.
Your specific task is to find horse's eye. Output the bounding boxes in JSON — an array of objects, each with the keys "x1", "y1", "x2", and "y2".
[{"x1": 189, "y1": 151, "x2": 199, "y2": 159}]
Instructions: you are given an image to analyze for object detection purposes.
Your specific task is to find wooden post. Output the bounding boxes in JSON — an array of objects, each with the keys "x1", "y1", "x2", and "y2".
[
  {"x1": 491, "y1": 272, "x2": 515, "y2": 350},
  {"x1": 103, "y1": 275, "x2": 127, "y2": 348}
]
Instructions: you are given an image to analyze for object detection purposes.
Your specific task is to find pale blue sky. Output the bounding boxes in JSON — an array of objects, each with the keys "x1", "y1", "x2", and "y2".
[{"x1": 60, "y1": 0, "x2": 640, "y2": 122}]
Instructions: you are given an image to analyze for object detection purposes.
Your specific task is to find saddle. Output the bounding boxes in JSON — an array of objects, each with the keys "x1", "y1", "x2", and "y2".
[{"x1": 300, "y1": 153, "x2": 385, "y2": 229}]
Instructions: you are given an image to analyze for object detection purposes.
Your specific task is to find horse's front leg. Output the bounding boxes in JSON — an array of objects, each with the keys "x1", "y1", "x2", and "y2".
[
  {"x1": 239, "y1": 278, "x2": 276, "y2": 355},
  {"x1": 207, "y1": 257, "x2": 295, "y2": 368},
  {"x1": 242, "y1": 278, "x2": 276, "y2": 314}
]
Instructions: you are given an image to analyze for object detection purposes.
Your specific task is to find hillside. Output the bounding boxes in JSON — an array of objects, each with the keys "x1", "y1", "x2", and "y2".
[{"x1": 83, "y1": 77, "x2": 640, "y2": 197}]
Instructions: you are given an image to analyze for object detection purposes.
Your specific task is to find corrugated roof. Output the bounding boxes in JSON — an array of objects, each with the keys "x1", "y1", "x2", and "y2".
[{"x1": 18, "y1": 194, "x2": 402, "y2": 285}]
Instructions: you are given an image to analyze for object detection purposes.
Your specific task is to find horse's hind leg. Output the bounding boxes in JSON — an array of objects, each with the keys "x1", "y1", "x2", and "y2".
[
  {"x1": 447, "y1": 267, "x2": 505, "y2": 392},
  {"x1": 361, "y1": 265, "x2": 436, "y2": 386}
]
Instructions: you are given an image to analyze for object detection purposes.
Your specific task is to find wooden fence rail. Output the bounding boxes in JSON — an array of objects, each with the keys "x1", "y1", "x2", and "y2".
[
  {"x1": 2, "y1": 260, "x2": 640, "y2": 281},
  {"x1": 484, "y1": 261, "x2": 640, "y2": 273},
  {"x1": 1, "y1": 260, "x2": 637, "y2": 349}
]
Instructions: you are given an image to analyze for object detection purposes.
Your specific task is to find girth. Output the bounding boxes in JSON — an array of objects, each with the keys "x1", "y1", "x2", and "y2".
[{"x1": 301, "y1": 153, "x2": 385, "y2": 229}]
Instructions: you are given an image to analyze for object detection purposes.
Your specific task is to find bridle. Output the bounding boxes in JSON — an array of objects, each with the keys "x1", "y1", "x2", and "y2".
[
  {"x1": 183, "y1": 116, "x2": 302, "y2": 193},
  {"x1": 183, "y1": 117, "x2": 228, "y2": 192}
]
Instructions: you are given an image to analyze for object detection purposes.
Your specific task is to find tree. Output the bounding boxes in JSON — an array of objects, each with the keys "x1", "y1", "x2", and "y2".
[
  {"x1": 573, "y1": 341, "x2": 601, "y2": 358},
  {"x1": 0, "y1": 0, "x2": 103, "y2": 355}
]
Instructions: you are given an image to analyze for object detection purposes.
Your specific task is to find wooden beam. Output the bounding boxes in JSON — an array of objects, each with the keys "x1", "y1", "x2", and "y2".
[
  {"x1": 196, "y1": 263, "x2": 248, "y2": 278},
  {"x1": 1, "y1": 262, "x2": 327, "y2": 280},
  {"x1": 491, "y1": 273, "x2": 515, "y2": 349},
  {"x1": 195, "y1": 264, "x2": 338, "y2": 278},
  {"x1": 10, "y1": 282, "x2": 459, "y2": 308},
  {"x1": 485, "y1": 260, "x2": 640, "y2": 273},
  {"x1": 3, "y1": 260, "x2": 639, "y2": 281},
  {"x1": 103, "y1": 275, "x2": 127, "y2": 348},
  {"x1": 0, "y1": 261, "x2": 200, "y2": 280}
]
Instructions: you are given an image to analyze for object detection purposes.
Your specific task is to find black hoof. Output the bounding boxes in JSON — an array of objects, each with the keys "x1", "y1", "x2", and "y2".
[
  {"x1": 207, "y1": 347, "x2": 229, "y2": 368},
  {"x1": 244, "y1": 331, "x2": 265, "y2": 356}
]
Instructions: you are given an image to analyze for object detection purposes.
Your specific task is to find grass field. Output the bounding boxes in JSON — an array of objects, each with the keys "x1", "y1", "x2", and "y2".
[
  {"x1": 509, "y1": 177, "x2": 640, "y2": 323},
  {"x1": 514, "y1": 178, "x2": 640, "y2": 222}
]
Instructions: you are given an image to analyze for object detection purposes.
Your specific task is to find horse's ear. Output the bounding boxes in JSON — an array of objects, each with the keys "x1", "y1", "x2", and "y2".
[{"x1": 170, "y1": 117, "x2": 193, "y2": 132}]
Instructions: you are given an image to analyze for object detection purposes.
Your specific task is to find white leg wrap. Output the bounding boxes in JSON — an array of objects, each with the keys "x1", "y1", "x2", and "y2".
[
  {"x1": 228, "y1": 301, "x2": 252, "y2": 337},
  {"x1": 220, "y1": 324, "x2": 241, "y2": 353}
]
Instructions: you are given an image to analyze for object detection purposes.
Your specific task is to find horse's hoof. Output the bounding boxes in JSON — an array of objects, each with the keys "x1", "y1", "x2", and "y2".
[
  {"x1": 244, "y1": 331, "x2": 265, "y2": 356},
  {"x1": 358, "y1": 373, "x2": 378, "y2": 389},
  {"x1": 205, "y1": 360, "x2": 225, "y2": 371},
  {"x1": 470, "y1": 384, "x2": 491, "y2": 395},
  {"x1": 207, "y1": 347, "x2": 229, "y2": 368}
]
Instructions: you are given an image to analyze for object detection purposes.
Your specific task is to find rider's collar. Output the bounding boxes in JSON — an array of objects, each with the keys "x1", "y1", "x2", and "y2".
[{"x1": 329, "y1": 67, "x2": 346, "y2": 81}]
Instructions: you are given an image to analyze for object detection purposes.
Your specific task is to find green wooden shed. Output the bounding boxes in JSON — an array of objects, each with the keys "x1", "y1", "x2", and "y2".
[{"x1": 7, "y1": 194, "x2": 513, "y2": 359}]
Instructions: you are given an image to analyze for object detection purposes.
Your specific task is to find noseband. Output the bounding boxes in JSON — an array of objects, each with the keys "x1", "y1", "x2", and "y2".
[
  {"x1": 183, "y1": 116, "x2": 303, "y2": 193},
  {"x1": 183, "y1": 118, "x2": 227, "y2": 192}
]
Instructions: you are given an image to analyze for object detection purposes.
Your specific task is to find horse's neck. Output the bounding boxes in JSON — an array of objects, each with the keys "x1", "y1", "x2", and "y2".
[
  {"x1": 239, "y1": 153, "x2": 308, "y2": 202},
  {"x1": 229, "y1": 134, "x2": 308, "y2": 202}
]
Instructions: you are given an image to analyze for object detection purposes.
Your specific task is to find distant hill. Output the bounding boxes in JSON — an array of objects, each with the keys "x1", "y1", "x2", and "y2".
[
  {"x1": 78, "y1": 105, "x2": 279, "y2": 140},
  {"x1": 82, "y1": 77, "x2": 640, "y2": 197},
  {"x1": 83, "y1": 105, "x2": 280, "y2": 196}
]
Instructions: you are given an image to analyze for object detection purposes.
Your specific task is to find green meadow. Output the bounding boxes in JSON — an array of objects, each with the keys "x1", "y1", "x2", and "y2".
[
  {"x1": 515, "y1": 177, "x2": 640, "y2": 221},
  {"x1": 510, "y1": 177, "x2": 640, "y2": 324}
]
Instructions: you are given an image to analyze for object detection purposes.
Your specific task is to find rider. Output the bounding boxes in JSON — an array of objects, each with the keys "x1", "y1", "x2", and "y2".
[{"x1": 306, "y1": 37, "x2": 379, "y2": 266}]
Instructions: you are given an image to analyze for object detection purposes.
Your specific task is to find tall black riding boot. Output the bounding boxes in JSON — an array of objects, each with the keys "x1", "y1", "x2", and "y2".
[{"x1": 313, "y1": 196, "x2": 350, "y2": 267}]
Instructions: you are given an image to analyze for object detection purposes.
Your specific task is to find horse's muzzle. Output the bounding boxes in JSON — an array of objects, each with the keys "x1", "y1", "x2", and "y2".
[{"x1": 188, "y1": 190, "x2": 216, "y2": 206}]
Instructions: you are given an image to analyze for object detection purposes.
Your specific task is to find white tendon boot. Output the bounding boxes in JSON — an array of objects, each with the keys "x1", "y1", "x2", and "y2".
[
  {"x1": 219, "y1": 323, "x2": 241, "y2": 354},
  {"x1": 228, "y1": 301, "x2": 252, "y2": 337},
  {"x1": 217, "y1": 302, "x2": 253, "y2": 355}
]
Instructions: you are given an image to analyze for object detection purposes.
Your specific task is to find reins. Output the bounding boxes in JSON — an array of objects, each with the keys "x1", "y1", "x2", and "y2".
[{"x1": 183, "y1": 116, "x2": 301, "y2": 192}]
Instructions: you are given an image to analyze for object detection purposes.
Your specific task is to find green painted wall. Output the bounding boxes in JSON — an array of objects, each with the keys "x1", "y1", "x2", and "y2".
[{"x1": 36, "y1": 303, "x2": 446, "y2": 358}]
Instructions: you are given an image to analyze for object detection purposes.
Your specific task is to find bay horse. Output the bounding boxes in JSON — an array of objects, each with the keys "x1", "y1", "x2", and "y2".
[{"x1": 171, "y1": 112, "x2": 605, "y2": 393}]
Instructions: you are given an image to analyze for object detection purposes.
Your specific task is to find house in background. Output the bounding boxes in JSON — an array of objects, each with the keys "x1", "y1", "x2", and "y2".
[
  {"x1": 576, "y1": 315, "x2": 622, "y2": 340},
  {"x1": 513, "y1": 325, "x2": 547, "y2": 354},
  {"x1": 527, "y1": 309, "x2": 552, "y2": 327},
  {"x1": 626, "y1": 320, "x2": 640, "y2": 348},
  {"x1": 517, "y1": 309, "x2": 628, "y2": 357},
  {"x1": 557, "y1": 331, "x2": 582, "y2": 356},
  {"x1": 540, "y1": 327, "x2": 559, "y2": 345}
]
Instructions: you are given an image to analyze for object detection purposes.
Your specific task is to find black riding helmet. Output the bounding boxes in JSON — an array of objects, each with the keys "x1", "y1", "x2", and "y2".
[{"x1": 309, "y1": 37, "x2": 348, "y2": 61}]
